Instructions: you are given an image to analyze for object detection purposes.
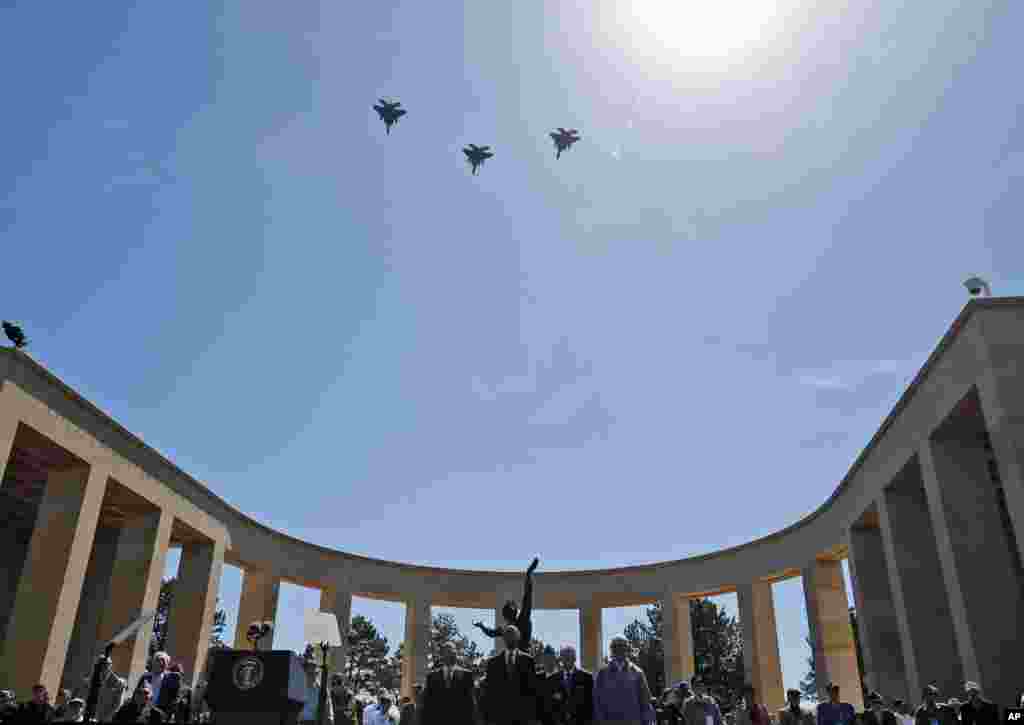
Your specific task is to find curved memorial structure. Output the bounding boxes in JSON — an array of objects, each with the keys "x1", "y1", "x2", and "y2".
[{"x1": 1, "y1": 298, "x2": 1022, "y2": 709}]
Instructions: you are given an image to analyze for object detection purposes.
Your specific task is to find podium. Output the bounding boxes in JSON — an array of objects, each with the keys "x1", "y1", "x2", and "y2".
[{"x1": 205, "y1": 650, "x2": 307, "y2": 725}]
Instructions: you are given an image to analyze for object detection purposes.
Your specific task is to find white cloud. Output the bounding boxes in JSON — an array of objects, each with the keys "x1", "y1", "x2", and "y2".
[
  {"x1": 794, "y1": 357, "x2": 920, "y2": 391},
  {"x1": 797, "y1": 375, "x2": 852, "y2": 390}
]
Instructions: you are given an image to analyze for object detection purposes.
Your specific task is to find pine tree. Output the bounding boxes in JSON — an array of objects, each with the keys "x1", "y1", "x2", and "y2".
[
  {"x1": 799, "y1": 635, "x2": 817, "y2": 701},
  {"x1": 149, "y1": 577, "x2": 228, "y2": 660},
  {"x1": 624, "y1": 598, "x2": 745, "y2": 703}
]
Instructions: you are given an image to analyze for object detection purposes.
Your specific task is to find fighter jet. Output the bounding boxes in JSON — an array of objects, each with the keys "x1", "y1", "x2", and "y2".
[
  {"x1": 549, "y1": 128, "x2": 580, "y2": 159},
  {"x1": 462, "y1": 144, "x2": 494, "y2": 175},
  {"x1": 373, "y1": 99, "x2": 406, "y2": 135}
]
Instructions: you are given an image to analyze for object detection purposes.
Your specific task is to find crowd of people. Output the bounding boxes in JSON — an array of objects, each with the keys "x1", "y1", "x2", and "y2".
[
  {"x1": 0, "y1": 649, "x2": 195, "y2": 724},
  {"x1": 2, "y1": 557, "x2": 1020, "y2": 724},
  {"x1": 1, "y1": 634, "x2": 1022, "y2": 724}
]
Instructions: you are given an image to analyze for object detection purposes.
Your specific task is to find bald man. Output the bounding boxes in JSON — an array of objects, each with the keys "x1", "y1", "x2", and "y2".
[{"x1": 593, "y1": 637, "x2": 654, "y2": 725}]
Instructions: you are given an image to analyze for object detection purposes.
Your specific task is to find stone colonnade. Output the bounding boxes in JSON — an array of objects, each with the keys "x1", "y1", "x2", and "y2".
[{"x1": 1, "y1": 298, "x2": 1023, "y2": 708}]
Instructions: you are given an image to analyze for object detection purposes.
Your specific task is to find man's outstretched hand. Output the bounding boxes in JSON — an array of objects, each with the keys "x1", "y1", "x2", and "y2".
[{"x1": 528, "y1": 557, "x2": 539, "y2": 574}]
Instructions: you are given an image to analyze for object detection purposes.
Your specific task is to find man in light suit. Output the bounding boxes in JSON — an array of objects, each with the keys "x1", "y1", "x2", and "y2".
[
  {"x1": 422, "y1": 643, "x2": 475, "y2": 725},
  {"x1": 483, "y1": 626, "x2": 537, "y2": 725}
]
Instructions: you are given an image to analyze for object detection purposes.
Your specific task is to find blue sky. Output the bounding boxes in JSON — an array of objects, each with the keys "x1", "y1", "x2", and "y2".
[{"x1": 3, "y1": 0, "x2": 1022, "y2": 694}]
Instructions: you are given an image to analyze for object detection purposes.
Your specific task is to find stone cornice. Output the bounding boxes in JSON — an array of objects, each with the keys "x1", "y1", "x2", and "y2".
[{"x1": 1, "y1": 296, "x2": 1018, "y2": 590}]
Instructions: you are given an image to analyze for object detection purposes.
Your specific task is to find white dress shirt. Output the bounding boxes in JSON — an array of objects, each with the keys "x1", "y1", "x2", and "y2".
[{"x1": 150, "y1": 671, "x2": 165, "y2": 704}]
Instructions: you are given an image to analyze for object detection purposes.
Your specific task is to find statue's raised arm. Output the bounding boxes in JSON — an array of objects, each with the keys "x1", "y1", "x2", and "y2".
[
  {"x1": 516, "y1": 557, "x2": 539, "y2": 651},
  {"x1": 473, "y1": 557, "x2": 540, "y2": 652}
]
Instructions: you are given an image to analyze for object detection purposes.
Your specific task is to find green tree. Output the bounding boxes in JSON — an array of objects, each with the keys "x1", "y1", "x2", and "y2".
[
  {"x1": 429, "y1": 613, "x2": 484, "y2": 673},
  {"x1": 849, "y1": 607, "x2": 868, "y2": 703},
  {"x1": 149, "y1": 577, "x2": 228, "y2": 661},
  {"x1": 624, "y1": 599, "x2": 745, "y2": 704},
  {"x1": 799, "y1": 635, "x2": 817, "y2": 701},
  {"x1": 801, "y1": 609, "x2": 865, "y2": 704},
  {"x1": 345, "y1": 614, "x2": 391, "y2": 693},
  {"x1": 210, "y1": 609, "x2": 228, "y2": 649}
]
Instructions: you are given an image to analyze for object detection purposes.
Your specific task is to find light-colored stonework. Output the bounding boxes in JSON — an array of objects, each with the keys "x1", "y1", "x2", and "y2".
[{"x1": 1, "y1": 298, "x2": 1022, "y2": 708}]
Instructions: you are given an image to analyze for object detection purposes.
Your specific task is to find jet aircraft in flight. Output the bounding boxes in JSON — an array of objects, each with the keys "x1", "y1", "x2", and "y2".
[
  {"x1": 549, "y1": 128, "x2": 580, "y2": 159},
  {"x1": 373, "y1": 99, "x2": 406, "y2": 135},
  {"x1": 462, "y1": 144, "x2": 494, "y2": 175}
]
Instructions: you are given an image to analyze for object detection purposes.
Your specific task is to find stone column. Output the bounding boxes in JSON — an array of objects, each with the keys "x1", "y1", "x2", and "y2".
[
  {"x1": 802, "y1": 560, "x2": 861, "y2": 709},
  {"x1": 0, "y1": 464, "x2": 108, "y2": 695},
  {"x1": 166, "y1": 539, "x2": 225, "y2": 686},
  {"x1": 233, "y1": 568, "x2": 280, "y2": 649},
  {"x1": 319, "y1": 586, "x2": 353, "y2": 677},
  {"x1": 0, "y1": 492, "x2": 36, "y2": 661},
  {"x1": 0, "y1": 413, "x2": 15, "y2": 480},
  {"x1": 846, "y1": 524, "x2": 908, "y2": 702},
  {"x1": 974, "y1": 314, "x2": 1024, "y2": 568},
  {"x1": 661, "y1": 592, "x2": 694, "y2": 687},
  {"x1": 62, "y1": 525, "x2": 121, "y2": 691},
  {"x1": 401, "y1": 597, "x2": 431, "y2": 699},
  {"x1": 878, "y1": 475, "x2": 963, "y2": 699},
  {"x1": 579, "y1": 600, "x2": 602, "y2": 673},
  {"x1": 737, "y1": 580, "x2": 785, "y2": 712},
  {"x1": 96, "y1": 509, "x2": 173, "y2": 685},
  {"x1": 920, "y1": 436, "x2": 1024, "y2": 708}
]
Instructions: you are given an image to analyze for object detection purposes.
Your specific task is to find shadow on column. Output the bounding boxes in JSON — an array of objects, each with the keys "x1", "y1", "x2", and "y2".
[
  {"x1": 848, "y1": 507, "x2": 908, "y2": 702},
  {"x1": 0, "y1": 423, "x2": 103, "y2": 693},
  {"x1": 879, "y1": 457, "x2": 962, "y2": 699},
  {"x1": 924, "y1": 389, "x2": 1024, "y2": 707}
]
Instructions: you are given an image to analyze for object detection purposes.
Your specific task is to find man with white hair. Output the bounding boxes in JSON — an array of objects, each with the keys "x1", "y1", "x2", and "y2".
[
  {"x1": 135, "y1": 652, "x2": 181, "y2": 713},
  {"x1": 958, "y1": 682, "x2": 999, "y2": 725},
  {"x1": 593, "y1": 636, "x2": 655, "y2": 725}
]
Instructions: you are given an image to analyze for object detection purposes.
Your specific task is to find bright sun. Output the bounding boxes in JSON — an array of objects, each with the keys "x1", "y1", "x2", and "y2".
[{"x1": 628, "y1": 0, "x2": 782, "y2": 61}]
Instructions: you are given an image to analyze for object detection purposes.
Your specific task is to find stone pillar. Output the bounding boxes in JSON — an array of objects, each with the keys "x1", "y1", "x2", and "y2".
[
  {"x1": 0, "y1": 464, "x2": 108, "y2": 695},
  {"x1": 579, "y1": 600, "x2": 602, "y2": 673},
  {"x1": 96, "y1": 509, "x2": 173, "y2": 685},
  {"x1": 878, "y1": 475, "x2": 963, "y2": 699},
  {"x1": 319, "y1": 586, "x2": 352, "y2": 676},
  {"x1": 737, "y1": 580, "x2": 785, "y2": 712},
  {"x1": 802, "y1": 560, "x2": 861, "y2": 709},
  {"x1": 661, "y1": 592, "x2": 694, "y2": 687},
  {"x1": 0, "y1": 413, "x2": 15, "y2": 480},
  {"x1": 0, "y1": 492, "x2": 36, "y2": 660},
  {"x1": 975, "y1": 316, "x2": 1024, "y2": 568},
  {"x1": 920, "y1": 436, "x2": 1024, "y2": 708},
  {"x1": 401, "y1": 597, "x2": 431, "y2": 699},
  {"x1": 233, "y1": 568, "x2": 281, "y2": 649},
  {"x1": 846, "y1": 525, "x2": 908, "y2": 702},
  {"x1": 166, "y1": 539, "x2": 225, "y2": 686},
  {"x1": 0, "y1": 414, "x2": 24, "y2": 653},
  {"x1": 62, "y1": 525, "x2": 121, "y2": 691}
]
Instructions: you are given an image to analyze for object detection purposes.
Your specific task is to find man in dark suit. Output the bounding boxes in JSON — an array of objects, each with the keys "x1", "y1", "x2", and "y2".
[
  {"x1": 557, "y1": 645, "x2": 594, "y2": 725},
  {"x1": 959, "y1": 682, "x2": 1000, "y2": 725},
  {"x1": 422, "y1": 642, "x2": 475, "y2": 725},
  {"x1": 135, "y1": 652, "x2": 181, "y2": 714},
  {"x1": 483, "y1": 626, "x2": 537, "y2": 725},
  {"x1": 535, "y1": 647, "x2": 564, "y2": 725}
]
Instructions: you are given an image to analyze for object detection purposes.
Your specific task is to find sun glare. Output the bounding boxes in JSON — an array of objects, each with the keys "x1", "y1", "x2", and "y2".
[{"x1": 628, "y1": 0, "x2": 782, "y2": 61}]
